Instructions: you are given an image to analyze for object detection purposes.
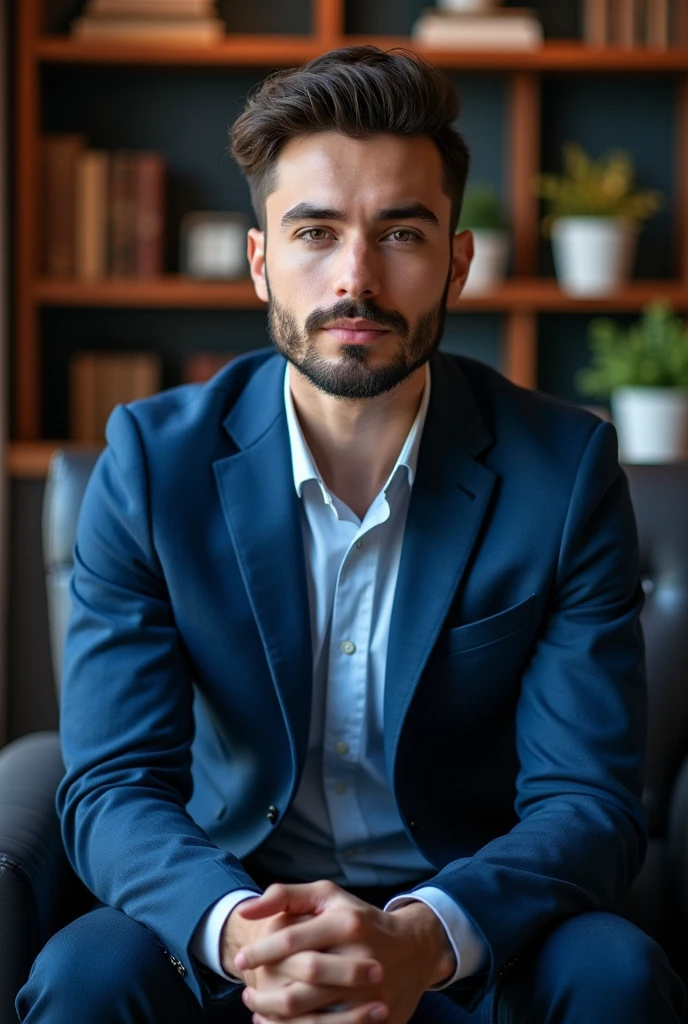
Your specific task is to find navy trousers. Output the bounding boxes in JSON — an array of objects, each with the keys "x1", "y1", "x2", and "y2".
[{"x1": 16, "y1": 905, "x2": 685, "y2": 1023}]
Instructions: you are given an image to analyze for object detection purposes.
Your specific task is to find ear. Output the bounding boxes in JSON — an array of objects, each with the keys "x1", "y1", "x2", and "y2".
[
  {"x1": 447, "y1": 230, "x2": 474, "y2": 305},
  {"x1": 247, "y1": 227, "x2": 268, "y2": 303}
]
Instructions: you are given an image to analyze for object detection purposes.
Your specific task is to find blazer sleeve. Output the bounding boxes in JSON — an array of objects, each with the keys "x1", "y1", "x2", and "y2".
[
  {"x1": 56, "y1": 404, "x2": 261, "y2": 1006},
  {"x1": 415, "y1": 420, "x2": 648, "y2": 1009}
]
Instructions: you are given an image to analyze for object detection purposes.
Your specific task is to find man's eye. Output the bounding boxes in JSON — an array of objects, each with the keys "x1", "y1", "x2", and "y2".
[
  {"x1": 389, "y1": 229, "x2": 416, "y2": 242},
  {"x1": 300, "y1": 228, "x2": 330, "y2": 242}
]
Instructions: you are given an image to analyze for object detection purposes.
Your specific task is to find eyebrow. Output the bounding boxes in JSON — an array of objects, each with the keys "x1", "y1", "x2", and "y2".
[{"x1": 280, "y1": 201, "x2": 440, "y2": 229}]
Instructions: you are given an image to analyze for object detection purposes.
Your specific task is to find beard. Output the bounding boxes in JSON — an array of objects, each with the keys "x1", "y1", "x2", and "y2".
[{"x1": 266, "y1": 273, "x2": 451, "y2": 400}]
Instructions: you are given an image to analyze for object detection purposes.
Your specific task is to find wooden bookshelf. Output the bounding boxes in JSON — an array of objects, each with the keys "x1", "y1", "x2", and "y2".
[
  {"x1": 33, "y1": 276, "x2": 688, "y2": 313},
  {"x1": 34, "y1": 37, "x2": 688, "y2": 73},
  {"x1": 11, "y1": 0, "x2": 688, "y2": 470}
]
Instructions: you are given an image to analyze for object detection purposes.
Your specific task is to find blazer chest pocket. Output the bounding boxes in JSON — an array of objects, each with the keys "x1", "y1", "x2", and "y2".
[{"x1": 447, "y1": 593, "x2": 536, "y2": 655}]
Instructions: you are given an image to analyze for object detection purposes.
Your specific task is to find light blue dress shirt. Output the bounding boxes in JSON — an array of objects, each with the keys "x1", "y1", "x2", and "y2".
[{"x1": 192, "y1": 364, "x2": 487, "y2": 985}]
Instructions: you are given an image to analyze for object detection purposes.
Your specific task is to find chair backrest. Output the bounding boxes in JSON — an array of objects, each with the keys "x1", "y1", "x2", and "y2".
[
  {"x1": 41, "y1": 452, "x2": 688, "y2": 835},
  {"x1": 42, "y1": 449, "x2": 99, "y2": 698}
]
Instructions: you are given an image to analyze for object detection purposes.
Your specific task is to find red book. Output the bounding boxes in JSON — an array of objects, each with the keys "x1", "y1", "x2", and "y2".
[
  {"x1": 135, "y1": 152, "x2": 165, "y2": 277},
  {"x1": 43, "y1": 134, "x2": 86, "y2": 277},
  {"x1": 183, "y1": 352, "x2": 237, "y2": 383}
]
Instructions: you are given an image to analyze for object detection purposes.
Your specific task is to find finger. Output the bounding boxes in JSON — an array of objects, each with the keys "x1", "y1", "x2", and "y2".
[
  {"x1": 250, "y1": 999, "x2": 388, "y2": 1024},
  {"x1": 238, "y1": 881, "x2": 333, "y2": 921},
  {"x1": 280, "y1": 950, "x2": 384, "y2": 988},
  {"x1": 244, "y1": 979, "x2": 354, "y2": 1017},
  {"x1": 238, "y1": 909, "x2": 367, "y2": 970}
]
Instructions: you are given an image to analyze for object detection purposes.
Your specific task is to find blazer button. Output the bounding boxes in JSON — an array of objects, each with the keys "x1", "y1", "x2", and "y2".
[
  {"x1": 267, "y1": 805, "x2": 279, "y2": 825},
  {"x1": 408, "y1": 820, "x2": 419, "y2": 835}
]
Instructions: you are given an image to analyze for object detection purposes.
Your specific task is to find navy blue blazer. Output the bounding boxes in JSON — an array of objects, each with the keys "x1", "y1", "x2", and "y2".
[{"x1": 57, "y1": 349, "x2": 647, "y2": 1010}]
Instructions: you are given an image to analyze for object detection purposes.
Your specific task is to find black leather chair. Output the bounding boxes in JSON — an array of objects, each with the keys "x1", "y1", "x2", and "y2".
[{"x1": 0, "y1": 451, "x2": 687, "y2": 1020}]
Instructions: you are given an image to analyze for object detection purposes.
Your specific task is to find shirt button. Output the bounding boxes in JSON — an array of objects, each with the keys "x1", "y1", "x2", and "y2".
[
  {"x1": 335, "y1": 782, "x2": 347, "y2": 795},
  {"x1": 355, "y1": 539, "x2": 363, "y2": 550},
  {"x1": 334, "y1": 741, "x2": 349, "y2": 756},
  {"x1": 340, "y1": 640, "x2": 356, "y2": 655}
]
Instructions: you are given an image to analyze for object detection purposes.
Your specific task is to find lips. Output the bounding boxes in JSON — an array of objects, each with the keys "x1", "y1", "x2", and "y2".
[{"x1": 324, "y1": 319, "x2": 391, "y2": 344}]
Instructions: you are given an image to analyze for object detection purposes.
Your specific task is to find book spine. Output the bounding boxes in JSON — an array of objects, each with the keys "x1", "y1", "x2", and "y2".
[
  {"x1": 584, "y1": 0, "x2": 610, "y2": 44},
  {"x1": 43, "y1": 135, "x2": 86, "y2": 277},
  {"x1": 674, "y1": 0, "x2": 688, "y2": 45},
  {"x1": 612, "y1": 0, "x2": 637, "y2": 45},
  {"x1": 135, "y1": 152, "x2": 165, "y2": 278},
  {"x1": 647, "y1": 0, "x2": 670, "y2": 45},
  {"x1": 70, "y1": 352, "x2": 99, "y2": 441},
  {"x1": 182, "y1": 352, "x2": 237, "y2": 383},
  {"x1": 110, "y1": 151, "x2": 137, "y2": 275},
  {"x1": 71, "y1": 17, "x2": 225, "y2": 41},
  {"x1": 75, "y1": 150, "x2": 110, "y2": 280}
]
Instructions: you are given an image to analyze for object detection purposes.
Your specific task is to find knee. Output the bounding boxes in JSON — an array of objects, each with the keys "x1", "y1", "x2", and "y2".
[
  {"x1": 538, "y1": 911, "x2": 674, "y2": 1006},
  {"x1": 17, "y1": 907, "x2": 171, "y2": 1022}
]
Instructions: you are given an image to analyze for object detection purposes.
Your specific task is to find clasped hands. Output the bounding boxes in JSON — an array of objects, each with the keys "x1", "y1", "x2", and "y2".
[{"x1": 221, "y1": 880, "x2": 456, "y2": 1024}]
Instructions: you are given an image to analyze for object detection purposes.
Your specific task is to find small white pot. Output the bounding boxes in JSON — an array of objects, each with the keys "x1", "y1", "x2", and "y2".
[
  {"x1": 463, "y1": 229, "x2": 509, "y2": 294},
  {"x1": 611, "y1": 387, "x2": 688, "y2": 463},
  {"x1": 551, "y1": 217, "x2": 638, "y2": 296}
]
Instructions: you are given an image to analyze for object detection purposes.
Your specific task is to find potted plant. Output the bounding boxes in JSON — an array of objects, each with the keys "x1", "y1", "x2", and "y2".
[
  {"x1": 458, "y1": 184, "x2": 509, "y2": 295},
  {"x1": 576, "y1": 302, "x2": 688, "y2": 463},
  {"x1": 534, "y1": 143, "x2": 663, "y2": 296}
]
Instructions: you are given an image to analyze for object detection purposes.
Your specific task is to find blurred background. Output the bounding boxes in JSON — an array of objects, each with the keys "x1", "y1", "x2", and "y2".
[{"x1": 1, "y1": 0, "x2": 688, "y2": 743}]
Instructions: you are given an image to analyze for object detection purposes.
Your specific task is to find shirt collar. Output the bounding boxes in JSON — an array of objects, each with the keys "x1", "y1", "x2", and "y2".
[{"x1": 284, "y1": 361, "x2": 431, "y2": 499}]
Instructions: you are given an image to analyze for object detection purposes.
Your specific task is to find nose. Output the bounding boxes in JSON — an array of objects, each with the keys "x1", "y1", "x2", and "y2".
[{"x1": 331, "y1": 237, "x2": 381, "y2": 302}]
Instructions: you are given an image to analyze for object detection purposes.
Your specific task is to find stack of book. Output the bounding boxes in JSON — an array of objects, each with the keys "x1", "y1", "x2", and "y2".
[
  {"x1": 583, "y1": 0, "x2": 688, "y2": 48},
  {"x1": 70, "y1": 0, "x2": 225, "y2": 44},
  {"x1": 43, "y1": 135, "x2": 166, "y2": 280},
  {"x1": 70, "y1": 351, "x2": 162, "y2": 442},
  {"x1": 412, "y1": 7, "x2": 543, "y2": 49}
]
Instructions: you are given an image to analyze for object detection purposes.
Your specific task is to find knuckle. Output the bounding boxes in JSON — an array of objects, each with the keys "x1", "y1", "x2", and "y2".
[
  {"x1": 344, "y1": 909, "x2": 364, "y2": 939},
  {"x1": 303, "y1": 953, "x2": 320, "y2": 983}
]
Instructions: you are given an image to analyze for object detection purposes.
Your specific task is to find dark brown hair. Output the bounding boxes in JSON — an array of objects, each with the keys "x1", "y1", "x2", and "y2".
[{"x1": 230, "y1": 45, "x2": 470, "y2": 232}]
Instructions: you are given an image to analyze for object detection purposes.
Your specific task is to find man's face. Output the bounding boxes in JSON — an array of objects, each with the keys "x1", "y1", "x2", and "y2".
[{"x1": 247, "y1": 132, "x2": 473, "y2": 400}]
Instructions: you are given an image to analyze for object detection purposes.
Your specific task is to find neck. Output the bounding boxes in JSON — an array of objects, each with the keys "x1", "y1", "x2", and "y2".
[{"x1": 288, "y1": 362, "x2": 427, "y2": 520}]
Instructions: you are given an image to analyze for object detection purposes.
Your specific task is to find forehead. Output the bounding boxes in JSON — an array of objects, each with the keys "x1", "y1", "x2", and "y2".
[{"x1": 266, "y1": 132, "x2": 449, "y2": 220}]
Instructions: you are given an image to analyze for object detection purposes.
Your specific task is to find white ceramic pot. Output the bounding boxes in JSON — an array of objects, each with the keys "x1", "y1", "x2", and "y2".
[
  {"x1": 462, "y1": 229, "x2": 509, "y2": 294},
  {"x1": 551, "y1": 217, "x2": 638, "y2": 296},
  {"x1": 611, "y1": 387, "x2": 688, "y2": 463}
]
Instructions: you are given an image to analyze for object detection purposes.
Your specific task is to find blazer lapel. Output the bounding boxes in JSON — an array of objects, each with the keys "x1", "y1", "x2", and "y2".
[
  {"x1": 213, "y1": 355, "x2": 312, "y2": 778},
  {"x1": 384, "y1": 353, "x2": 497, "y2": 780}
]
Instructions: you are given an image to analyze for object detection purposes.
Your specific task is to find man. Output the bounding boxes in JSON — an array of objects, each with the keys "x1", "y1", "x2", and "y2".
[{"x1": 18, "y1": 45, "x2": 685, "y2": 1023}]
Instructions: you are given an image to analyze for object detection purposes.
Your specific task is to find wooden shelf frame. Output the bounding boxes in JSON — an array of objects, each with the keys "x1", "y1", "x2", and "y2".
[
  {"x1": 33, "y1": 276, "x2": 688, "y2": 313},
  {"x1": 13, "y1": 0, "x2": 688, "y2": 449}
]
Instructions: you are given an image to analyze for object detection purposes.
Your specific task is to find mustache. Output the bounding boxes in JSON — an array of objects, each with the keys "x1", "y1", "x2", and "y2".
[{"x1": 304, "y1": 300, "x2": 410, "y2": 338}]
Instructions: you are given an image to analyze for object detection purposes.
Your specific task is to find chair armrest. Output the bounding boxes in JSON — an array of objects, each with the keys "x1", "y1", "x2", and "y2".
[
  {"x1": 669, "y1": 752, "x2": 688, "y2": 916},
  {"x1": 0, "y1": 732, "x2": 83, "y2": 1018}
]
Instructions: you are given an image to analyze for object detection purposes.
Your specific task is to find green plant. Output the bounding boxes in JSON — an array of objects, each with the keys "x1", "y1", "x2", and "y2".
[
  {"x1": 576, "y1": 302, "x2": 688, "y2": 399},
  {"x1": 534, "y1": 142, "x2": 663, "y2": 236},
  {"x1": 457, "y1": 184, "x2": 507, "y2": 231}
]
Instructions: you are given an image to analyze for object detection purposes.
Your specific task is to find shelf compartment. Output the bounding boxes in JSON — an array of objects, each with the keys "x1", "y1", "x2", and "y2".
[
  {"x1": 34, "y1": 37, "x2": 688, "y2": 72},
  {"x1": 33, "y1": 276, "x2": 688, "y2": 312}
]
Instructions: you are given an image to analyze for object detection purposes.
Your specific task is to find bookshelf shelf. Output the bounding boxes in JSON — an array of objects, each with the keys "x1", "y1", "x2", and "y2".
[
  {"x1": 33, "y1": 276, "x2": 688, "y2": 313},
  {"x1": 8, "y1": 441, "x2": 102, "y2": 478},
  {"x1": 33, "y1": 37, "x2": 688, "y2": 73}
]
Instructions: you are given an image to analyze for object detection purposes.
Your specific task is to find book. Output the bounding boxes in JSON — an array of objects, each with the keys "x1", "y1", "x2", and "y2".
[
  {"x1": 85, "y1": 0, "x2": 215, "y2": 16},
  {"x1": 70, "y1": 352, "x2": 162, "y2": 442},
  {"x1": 75, "y1": 150, "x2": 110, "y2": 280},
  {"x1": 611, "y1": 0, "x2": 636, "y2": 46},
  {"x1": 86, "y1": 0, "x2": 215, "y2": 11},
  {"x1": 411, "y1": 9, "x2": 543, "y2": 49},
  {"x1": 583, "y1": 0, "x2": 610, "y2": 44},
  {"x1": 70, "y1": 16, "x2": 226, "y2": 42},
  {"x1": 135, "y1": 152, "x2": 165, "y2": 277},
  {"x1": 43, "y1": 134, "x2": 86, "y2": 277},
  {"x1": 182, "y1": 352, "x2": 237, "y2": 383},
  {"x1": 109, "y1": 151, "x2": 137, "y2": 276},
  {"x1": 646, "y1": 0, "x2": 670, "y2": 45}
]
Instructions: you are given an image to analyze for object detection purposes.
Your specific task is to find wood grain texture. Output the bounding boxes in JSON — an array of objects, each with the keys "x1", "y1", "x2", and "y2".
[
  {"x1": 503, "y1": 311, "x2": 537, "y2": 389},
  {"x1": 509, "y1": 72, "x2": 540, "y2": 277},
  {"x1": 15, "y1": 0, "x2": 42, "y2": 439}
]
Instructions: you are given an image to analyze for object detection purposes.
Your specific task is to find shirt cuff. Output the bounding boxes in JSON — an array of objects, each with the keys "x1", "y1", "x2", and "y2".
[
  {"x1": 190, "y1": 889, "x2": 261, "y2": 981},
  {"x1": 384, "y1": 885, "x2": 488, "y2": 989}
]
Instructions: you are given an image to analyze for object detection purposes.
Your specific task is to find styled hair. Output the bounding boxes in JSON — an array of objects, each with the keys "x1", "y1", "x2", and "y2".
[{"x1": 230, "y1": 45, "x2": 470, "y2": 231}]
